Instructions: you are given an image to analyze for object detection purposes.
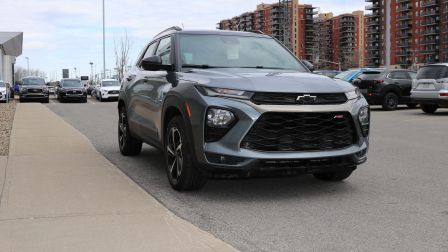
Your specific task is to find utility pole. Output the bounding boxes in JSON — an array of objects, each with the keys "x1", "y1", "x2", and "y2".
[{"x1": 102, "y1": 0, "x2": 106, "y2": 80}]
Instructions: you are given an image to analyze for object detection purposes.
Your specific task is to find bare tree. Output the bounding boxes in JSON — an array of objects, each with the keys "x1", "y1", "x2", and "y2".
[
  {"x1": 14, "y1": 66, "x2": 47, "y2": 82},
  {"x1": 114, "y1": 32, "x2": 131, "y2": 81}
]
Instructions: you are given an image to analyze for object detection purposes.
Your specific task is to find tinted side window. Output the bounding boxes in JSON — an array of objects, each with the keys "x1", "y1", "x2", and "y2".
[
  {"x1": 409, "y1": 72, "x2": 417, "y2": 79},
  {"x1": 142, "y1": 41, "x2": 159, "y2": 60},
  {"x1": 155, "y1": 37, "x2": 172, "y2": 65},
  {"x1": 417, "y1": 66, "x2": 448, "y2": 79},
  {"x1": 389, "y1": 71, "x2": 409, "y2": 79}
]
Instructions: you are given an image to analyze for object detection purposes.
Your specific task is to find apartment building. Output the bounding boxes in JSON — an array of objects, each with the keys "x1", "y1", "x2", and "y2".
[
  {"x1": 365, "y1": 0, "x2": 448, "y2": 69},
  {"x1": 217, "y1": 0, "x2": 317, "y2": 61},
  {"x1": 314, "y1": 11, "x2": 365, "y2": 70}
]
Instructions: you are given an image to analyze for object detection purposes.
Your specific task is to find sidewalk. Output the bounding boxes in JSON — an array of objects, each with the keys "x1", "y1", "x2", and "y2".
[{"x1": 0, "y1": 104, "x2": 237, "y2": 252}]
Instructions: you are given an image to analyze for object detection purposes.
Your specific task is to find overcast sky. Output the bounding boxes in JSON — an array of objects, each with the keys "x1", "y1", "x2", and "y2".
[{"x1": 0, "y1": 0, "x2": 364, "y2": 80}]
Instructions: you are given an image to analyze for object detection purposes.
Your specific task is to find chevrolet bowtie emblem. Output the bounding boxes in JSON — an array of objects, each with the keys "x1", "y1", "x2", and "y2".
[{"x1": 296, "y1": 94, "x2": 317, "y2": 104}]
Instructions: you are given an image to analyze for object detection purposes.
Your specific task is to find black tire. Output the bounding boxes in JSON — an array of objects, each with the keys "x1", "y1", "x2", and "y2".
[
  {"x1": 406, "y1": 103, "x2": 417, "y2": 109},
  {"x1": 165, "y1": 116, "x2": 206, "y2": 191},
  {"x1": 43, "y1": 98, "x2": 49, "y2": 103},
  {"x1": 19, "y1": 98, "x2": 25, "y2": 103},
  {"x1": 382, "y1": 92, "x2": 399, "y2": 111},
  {"x1": 313, "y1": 167, "x2": 355, "y2": 182},
  {"x1": 60, "y1": 97, "x2": 65, "y2": 103},
  {"x1": 83, "y1": 97, "x2": 88, "y2": 103},
  {"x1": 118, "y1": 106, "x2": 142, "y2": 156},
  {"x1": 99, "y1": 94, "x2": 103, "y2": 102},
  {"x1": 420, "y1": 104, "x2": 438, "y2": 114}
]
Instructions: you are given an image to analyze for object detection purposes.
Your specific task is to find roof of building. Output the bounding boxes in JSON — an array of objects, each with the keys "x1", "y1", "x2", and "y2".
[{"x1": 0, "y1": 32, "x2": 23, "y2": 56}]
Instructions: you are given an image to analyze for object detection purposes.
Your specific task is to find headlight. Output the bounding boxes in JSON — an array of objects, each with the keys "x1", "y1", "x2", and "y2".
[
  {"x1": 198, "y1": 86, "x2": 253, "y2": 100},
  {"x1": 21, "y1": 87, "x2": 27, "y2": 93},
  {"x1": 206, "y1": 108, "x2": 236, "y2": 128},
  {"x1": 358, "y1": 106, "x2": 370, "y2": 137},
  {"x1": 346, "y1": 88, "x2": 362, "y2": 100},
  {"x1": 42, "y1": 87, "x2": 48, "y2": 92}
]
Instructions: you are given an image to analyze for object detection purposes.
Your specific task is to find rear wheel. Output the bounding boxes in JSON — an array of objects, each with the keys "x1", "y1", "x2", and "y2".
[
  {"x1": 165, "y1": 116, "x2": 206, "y2": 191},
  {"x1": 313, "y1": 167, "x2": 355, "y2": 182},
  {"x1": 118, "y1": 106, "x2": 142, "y2": 156},
  {"x1": 420, "y1": 104, "x2": 438, "y2": 114},
  {"x1": 382, "y1": 92, "x2": 399, "y2": 111}
]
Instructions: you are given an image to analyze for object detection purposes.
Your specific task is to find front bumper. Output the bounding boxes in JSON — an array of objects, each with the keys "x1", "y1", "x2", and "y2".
[
  {"x1": 20, "y1": 93, "x2": 49, "y2": 100},
  {"x1": 61, "y1": 93, "x2": 86, "y2": 100},
  {"x1": 187, "y1": 92, "x2": 370, "y2": 175}
]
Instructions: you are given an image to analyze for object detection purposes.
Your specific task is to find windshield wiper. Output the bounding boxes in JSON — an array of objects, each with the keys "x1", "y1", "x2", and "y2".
[
  {"x1": 239, "y1": 66, "x2": 292, "y2": 70},
  {"x1": 182, "y1": 64, "x2": 221, "y2": 69}
]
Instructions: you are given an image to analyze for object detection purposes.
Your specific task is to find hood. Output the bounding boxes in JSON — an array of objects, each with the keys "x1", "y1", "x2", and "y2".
[
  {"x1": 100, "y1": 86, "x2": 120, "y2": 91},
  {"x1": 0, "y1": 87, "x2": 6, "y2": 92},
  {"x1": 22, "y1": 85, "x2": 46, "y2": 89},
  {"x1": 180, "y1": 68, "x2": 355, "y2": 93}
]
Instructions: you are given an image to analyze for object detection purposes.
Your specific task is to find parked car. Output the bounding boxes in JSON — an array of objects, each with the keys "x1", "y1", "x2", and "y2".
[
  {"x1": 47, "y1": 82, "x2": 56, "y2": 95},
  {"x1": 19, "y1": 76, "x2": 49, "y2": 103},
  {"x1": 315, "y1": 70, "x2": 341, "y2": 78},
  {"x1": 0, "y1": 80, "x2": 8, "y2": 102},
  {"x1": 118, "y1": 28, "x2": 370, "y2": 190},
  {"x1": 96, "y1": 79, "x2": 120, "y2": 102},
  {"x1": 335, "y1": 68, "x2": 384, "y2": 83},
  {"x1": 57, "y1": 78, "x2": 87, "y2": 103},
  {"x1": 411, "y1": 63, "x2": 448, "y2": 113},
  {"x1": 352, "y1": 69, "x2": 417, "y2": 110}
]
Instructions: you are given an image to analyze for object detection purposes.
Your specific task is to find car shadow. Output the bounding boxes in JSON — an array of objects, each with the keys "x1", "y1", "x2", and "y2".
[{"x1": 103, "y1": 145, "x2": 359, "y2": 202}]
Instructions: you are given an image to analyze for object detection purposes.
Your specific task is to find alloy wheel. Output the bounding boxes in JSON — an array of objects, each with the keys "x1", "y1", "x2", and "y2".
[
  {"x1": 118, "y1": 110, "x2": 127, "y2": 149},
  {"x1": 166, "y1": 127, "x2": 183, "y2": 180}
]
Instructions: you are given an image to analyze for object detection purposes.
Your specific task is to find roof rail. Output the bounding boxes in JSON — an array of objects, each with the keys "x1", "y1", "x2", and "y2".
[{"x1": 154, "y1": 26, "x2": 182, "y2": 39}]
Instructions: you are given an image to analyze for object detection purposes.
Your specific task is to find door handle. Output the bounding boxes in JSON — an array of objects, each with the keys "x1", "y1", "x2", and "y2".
[{"x1": 126, "y1": 75, "x2": 136, "y2": 81}]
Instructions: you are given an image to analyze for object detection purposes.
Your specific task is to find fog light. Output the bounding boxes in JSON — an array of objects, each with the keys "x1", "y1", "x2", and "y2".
[
  {"x1": 206, "y1": 108, "x2": 235, "y2": 128},
  {"x1": 358, "y1": 106, "x2": 370, "y2": 136}
]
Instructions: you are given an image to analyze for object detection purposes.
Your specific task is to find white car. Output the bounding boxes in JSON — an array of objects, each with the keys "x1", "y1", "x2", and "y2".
[
  {"x1": 0, "y1": 80, "x2": 9, "y2": 102},
  {"x1": 96, "y1": 79, "x2": 121, "y2": 102},
  {"x1": 411, "y1": 63, "x2": 448, "y2": 114}
]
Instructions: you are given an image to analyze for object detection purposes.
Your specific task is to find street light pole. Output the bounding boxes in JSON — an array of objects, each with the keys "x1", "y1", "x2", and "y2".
[
  {"x1": 89, "y1": 62, "x2": 94, "y2": 82},
  {"x1": 25, "y1": 57, "x2": 30, "y2": 76},
  {"x1": 102, "y1": 0, "x2": 106, "y2": 80}
]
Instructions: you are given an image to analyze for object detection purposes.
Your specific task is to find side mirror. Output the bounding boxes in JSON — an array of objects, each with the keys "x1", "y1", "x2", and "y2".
[
  {"x1": 301, "y1": 60, "x2": 314, "y2": 72},
  {"x1": 141, "y1": 56, "x2": 174, "y2": 71}
]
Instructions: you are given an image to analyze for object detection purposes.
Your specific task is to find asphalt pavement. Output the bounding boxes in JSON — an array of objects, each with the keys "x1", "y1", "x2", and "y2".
[{"x1": 47, "y1": 98, "x2": 448, "y2": 252}]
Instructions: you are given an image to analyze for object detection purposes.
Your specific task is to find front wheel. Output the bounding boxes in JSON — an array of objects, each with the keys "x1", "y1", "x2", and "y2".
[
  {"x1": 313, "y1": 167, "x2": 355, "y2": 182},
  {"x1": 420, "y1": 104, "x2": 438, "y2": 114},
  {"x1": 165, "y1": 116, "x2": 206, "y2": 191},
  {"x1": 382, "y1": 92, "x2": 399, "y2": 111},
  {"x1": 118, "y1": 106, "x2": 142, "y2": 156}
]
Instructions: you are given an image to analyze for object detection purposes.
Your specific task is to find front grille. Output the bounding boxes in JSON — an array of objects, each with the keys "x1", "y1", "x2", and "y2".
[
  {"x1": 68, "y1": 90, "x2": 82, "y2": 94},
  {"x1": 241, "y1": 112, "x2": 356, "y2": 152},
  {"x1": 28, "y1": 88, "x2": 42, "y2": 93},
  {"x1": 260, "y1": 156, "x2": 354, "y2": 170},
  {"x1": 251, "y1": 92, "x2": 347, "y2": 105},
  {"x1": 108, "y1": 90, "x2": 119, "y2": 94}
]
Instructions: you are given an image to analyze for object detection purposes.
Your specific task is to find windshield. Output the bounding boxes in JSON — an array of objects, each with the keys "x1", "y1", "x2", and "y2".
[
  {"x1": 335, "y1": 70, "x2": 358, "y2": 81},
  {"x1": 179, "y1": 34, "x2": 307, "y2": 71},
  {"x1": 22, "y1": 78, "x2": 45, "y2": 85},
  {"x1": 417, "y1": 65, "x2": 448, "y2": 79},
  {"x1": 102, "y1": 81, "x2": 120, "y2": 87},
  {"x1": 62, "y1": 80, "x2": 82, "y2": 87}
]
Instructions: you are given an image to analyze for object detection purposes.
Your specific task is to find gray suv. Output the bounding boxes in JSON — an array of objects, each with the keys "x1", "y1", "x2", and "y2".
[
  {"x1": 19, "y1": 76, "x2": 49, "y2": 103},
  {"x1": 411, "y1": 64, "x2": 448, "y2": 113},
  {"x1": 118, "y1": 28, "x2": 370, "y2": 190}
]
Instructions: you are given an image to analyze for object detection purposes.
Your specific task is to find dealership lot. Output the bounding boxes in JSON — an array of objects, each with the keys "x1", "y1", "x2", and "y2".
[{"x1": 47, "y1": 98, "x2": 448, "y2": 252}]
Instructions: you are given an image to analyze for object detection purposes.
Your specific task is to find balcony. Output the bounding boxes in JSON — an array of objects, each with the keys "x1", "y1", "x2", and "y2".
[
  {"x1": 365, "y1": 3, "x2": 380, "y2": 10},
  {"x1": 397, "y1": 5, "x2": 412, "y2": 12},
  {"x1": 421, "y1": 29, "x2": 440, "y2": 35},
  {"x1": 421, "y1": 0, "x2": 438, "y2": 7},
  {"x1": 396, "y1": 14, "x2": 412, "y2": 21},
  {"x1": 421, "y1": 10, "x2": 438, "y2": 17}
]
